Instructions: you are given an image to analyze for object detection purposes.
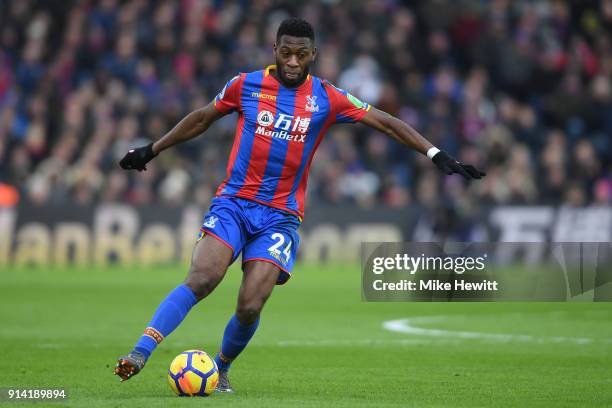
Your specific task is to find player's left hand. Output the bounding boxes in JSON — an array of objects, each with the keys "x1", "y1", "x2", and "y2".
[
  {"x1": 119, "y1": 143, "x2": 157, "y2": 171},
  {"x1": 432, "y1": 150, "x2": 486, "y2": 180}
]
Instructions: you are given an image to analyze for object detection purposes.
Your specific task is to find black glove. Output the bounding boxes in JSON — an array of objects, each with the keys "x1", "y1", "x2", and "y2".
[
  {"x1": 119, "y1": 143, "x2": 157, "y2": 171},
  {"x1": 432, "y1": 150, "x2": 486, "y2": 180}
]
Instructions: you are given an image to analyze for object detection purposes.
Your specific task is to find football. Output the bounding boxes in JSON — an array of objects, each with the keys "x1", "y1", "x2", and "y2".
[{"x1": 167, "y1": 350, "x2": 219, "y2": 396}]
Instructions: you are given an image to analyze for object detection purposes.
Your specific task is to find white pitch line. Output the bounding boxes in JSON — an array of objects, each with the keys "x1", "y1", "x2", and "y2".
[
  {"x1": 383, "y1": 316, "x2": 603, "y2": 345},
  {"x1": 276, "y1": 339, "x2": 438, "y2": 347}
]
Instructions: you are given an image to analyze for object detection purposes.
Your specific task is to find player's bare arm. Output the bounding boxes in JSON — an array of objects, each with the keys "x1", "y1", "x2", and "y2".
[
  {"x1": 153, "y1": 102, "x2": 225, "y2": 154},
  {"x1": 360, "y1": 107, "x2": 486, "y2": 180},
  {"x1": 118, "y1": 101, "x2": 224, "y2": 171}
]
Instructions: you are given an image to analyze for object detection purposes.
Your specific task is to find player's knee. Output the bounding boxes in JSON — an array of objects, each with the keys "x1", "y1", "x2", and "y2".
[
  {"x1": 235, "y1": 304, "x2": 261, "y2": 325},
  {"x1": 185, "y1": 263, "x2": 224, "y2": 301},
  {"x1": 184, "y1": 274, "x2": 218, "y2": 301}
]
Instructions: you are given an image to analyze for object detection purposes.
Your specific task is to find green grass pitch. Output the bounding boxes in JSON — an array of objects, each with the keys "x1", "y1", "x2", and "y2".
[{"x1": 1, "y1": 263, "x2": 611, "y2": 407}]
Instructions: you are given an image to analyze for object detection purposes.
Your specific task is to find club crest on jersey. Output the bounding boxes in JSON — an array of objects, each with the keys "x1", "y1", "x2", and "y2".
[
  {"x1": 305, "y1": 95, "x2": 319, "y2": 112},
  {"x1": 203, "y1": 216, "x2": 218, "y2": 229},
  {"x1": 257, "y1": 110, "x2": 275, "y2": 127}
]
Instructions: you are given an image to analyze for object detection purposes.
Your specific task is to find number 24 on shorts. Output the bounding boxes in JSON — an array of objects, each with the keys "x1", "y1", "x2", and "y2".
[{"x1": 268, "y1": 233, "x2": 292, "y2": 263}]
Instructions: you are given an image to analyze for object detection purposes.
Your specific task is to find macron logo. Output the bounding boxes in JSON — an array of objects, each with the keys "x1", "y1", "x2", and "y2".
[
  {"x1": 255, "y1": 126, "x2": 306, "y2": 143},
  {"x1": 252, "y1": 92, "x2": 277, "y2": 101}
]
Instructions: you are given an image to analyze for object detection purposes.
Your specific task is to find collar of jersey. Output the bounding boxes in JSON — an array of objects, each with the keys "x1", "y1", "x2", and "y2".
[{"x1": 265, "y1": 64, "x2": 311, "y2": 88}]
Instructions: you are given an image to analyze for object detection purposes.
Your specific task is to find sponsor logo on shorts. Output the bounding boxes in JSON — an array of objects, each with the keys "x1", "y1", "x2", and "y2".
[{"x1": 268, "y1": 250, "x2": 288, "y2": 266}]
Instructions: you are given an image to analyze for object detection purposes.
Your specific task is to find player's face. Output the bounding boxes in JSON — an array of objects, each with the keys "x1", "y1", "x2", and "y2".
[{"x1": 273, "y1": 35, "x2": 316, "y2": 87}]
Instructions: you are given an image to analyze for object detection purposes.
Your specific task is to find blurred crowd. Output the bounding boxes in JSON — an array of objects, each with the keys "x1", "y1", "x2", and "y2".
[{"x1": 0, "y1": 0, "x2": 611, "y2": 212}]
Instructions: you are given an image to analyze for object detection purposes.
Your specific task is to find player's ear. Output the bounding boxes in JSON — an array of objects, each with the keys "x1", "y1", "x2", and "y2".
[
  {"x1": 311, "y1": 46, "x2": 317, "y2": 61},
  {"x1": 273, "y1": 43, "x2": 278, "y2": 55}
]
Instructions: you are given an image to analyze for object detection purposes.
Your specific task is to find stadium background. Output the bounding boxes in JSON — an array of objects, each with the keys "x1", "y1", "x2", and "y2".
[
  {"x1": 1, "y1": 1, "x2": 612, "y2": 407},
  {"x1": 1, "y1": 0, "x2": 611, "y2": 265}
]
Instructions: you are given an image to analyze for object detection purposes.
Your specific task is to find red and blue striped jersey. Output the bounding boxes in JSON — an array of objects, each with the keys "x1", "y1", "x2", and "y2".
[{"x1": 213, "y1": 65, "x2": 371, "y2": 218}]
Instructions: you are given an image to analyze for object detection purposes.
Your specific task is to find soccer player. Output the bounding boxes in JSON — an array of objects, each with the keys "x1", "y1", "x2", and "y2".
[{"x1": 114, "y1": 18, "x2": 485, "y2": 391}]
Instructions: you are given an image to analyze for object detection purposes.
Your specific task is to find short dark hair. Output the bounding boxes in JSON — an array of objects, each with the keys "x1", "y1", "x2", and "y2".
[{"x1": 276, "y1": 18, "x2": 314, "y2": 44}]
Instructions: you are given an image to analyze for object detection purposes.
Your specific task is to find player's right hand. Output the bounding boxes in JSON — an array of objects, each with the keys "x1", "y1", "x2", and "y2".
[{"x1": 119, "y1": 143, "x2": 157, "y2": 171}]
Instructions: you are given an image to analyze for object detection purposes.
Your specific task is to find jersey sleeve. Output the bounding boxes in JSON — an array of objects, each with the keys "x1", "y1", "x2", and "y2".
[
  {"x1": 213, "y1": 74, "x2": 243, "y2": 114},
  {"x1": 325, "y1": 82, "x2": 371, "y2": 124}
]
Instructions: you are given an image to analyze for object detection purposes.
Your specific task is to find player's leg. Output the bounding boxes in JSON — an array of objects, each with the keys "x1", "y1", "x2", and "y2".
[
  {"x1": 114, "y1": 235, "x2": 232, "y2": 381},
  {"x1": 183, "y1": 233, "x2": 234, "y2": 300},
  {"x1": 214, "y1": 260, "x2": 281, "y2": 392},
  {"x1": 214, "y1": 208, "x2": 299, "y2": 391}
]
